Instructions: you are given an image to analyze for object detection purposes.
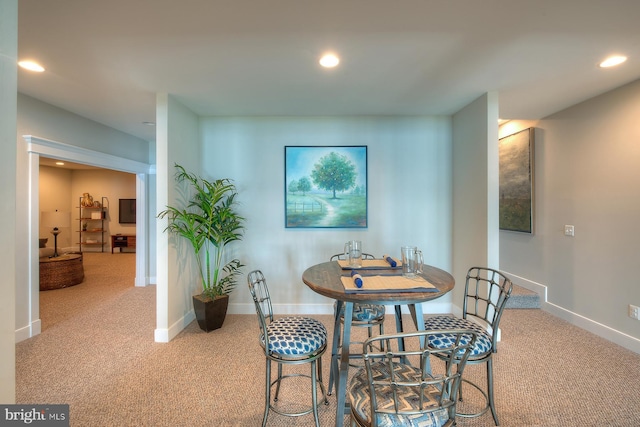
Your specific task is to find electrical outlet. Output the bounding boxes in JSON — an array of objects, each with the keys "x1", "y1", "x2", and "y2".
[{"x1": 629, "y1": 304, "x2": 640, "y2": 320}]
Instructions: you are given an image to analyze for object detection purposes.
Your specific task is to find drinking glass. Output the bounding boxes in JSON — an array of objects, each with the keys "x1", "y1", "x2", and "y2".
[
  {"x1": 401, "y1": 246, "x2": 423, "y2": 278},
  {"x1": 344, "y1": 240, "x2": 363, "y2": 268}
]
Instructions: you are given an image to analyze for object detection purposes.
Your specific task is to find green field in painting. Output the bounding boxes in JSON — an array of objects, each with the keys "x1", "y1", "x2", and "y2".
[{"x1": 286, "y1": 193, "x2": 366, "y2": 227}]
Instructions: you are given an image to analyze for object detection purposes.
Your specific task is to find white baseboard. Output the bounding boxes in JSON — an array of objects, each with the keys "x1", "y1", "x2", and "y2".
[
  {"x1": 15, "y1": 319, "x2": 41, "y2": 343},
  {"x1": 544, "y1": 301, "x2": 640, "y2": 354},
  {"x1": 153, "y1": 329, "x2": 169, "y2": 342},
  {"x1": 230, "y1": 301, "x2": 455, "y2": 317},
  {"x1": 502, "y1": 271, "x2": 547, "y2": 302},
  {"x1": 154, "y1": 310, "x2": 195, "y2": 343},
  {"x1": 231, "y1": 303, "x2": 333, "y2": 315},
  {"x1": 135, "y1": 275, "x2": 155, "y2": 287},
  {"x1": 502, "y1": 270, "x2": 640, "y2": 355}
]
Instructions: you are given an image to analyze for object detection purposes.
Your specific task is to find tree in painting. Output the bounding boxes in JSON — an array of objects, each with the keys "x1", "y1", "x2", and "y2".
[
  {"x1": 310, "y1": 152, "x2": 356, "y2": 198},
  {"x1": 288, "y1": 179, "x2": 298, "y2": 194},
  {"x1": 297, "y1": 177, "x2": 312, "y2": 195}
]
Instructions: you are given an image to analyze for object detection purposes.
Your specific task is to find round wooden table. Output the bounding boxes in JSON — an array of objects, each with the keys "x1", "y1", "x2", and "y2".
[
  {"x1": 39, "y1": 253, "x2": 84, "y2": 291},
  {"x1": 302, "y1": 261, "x2": 455, "y2": 427}
]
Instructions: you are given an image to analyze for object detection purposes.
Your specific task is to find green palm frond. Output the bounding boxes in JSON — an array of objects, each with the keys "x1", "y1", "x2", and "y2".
[{"x1": 158, "y1": 164, "x2": 245, "y2": 296}]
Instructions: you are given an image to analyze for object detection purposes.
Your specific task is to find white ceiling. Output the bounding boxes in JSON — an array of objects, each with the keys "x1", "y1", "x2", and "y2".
[{"x1": 17, "y1": 0, "x2": 640, "y2": 143}]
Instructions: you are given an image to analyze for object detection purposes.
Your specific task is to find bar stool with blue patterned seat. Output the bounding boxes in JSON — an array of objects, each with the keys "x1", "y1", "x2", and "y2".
[
  {"x1": 348, "y1": 329, "x2": 479, "y2": 427},
  {"x1": 328, "y1": 253, "x2": 386, "y2": 396},
  {"x1": 423, "y1": 267, "x2": 513, "y2": 426},
  {"x1": 247, "y1": 269, "x2": 329, "y2": 427}
]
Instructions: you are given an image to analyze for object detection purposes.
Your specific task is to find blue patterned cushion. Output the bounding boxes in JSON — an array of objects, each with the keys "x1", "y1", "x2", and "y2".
[
  {"x1": 424, "y1": 316, "x2": 492, "y2": 357},
  {"x1": 335, "y1": 302, "x2": 386, "y2": 322},
  {"x1": 263, "y1": 316, "x2": 327, "y2": 356},
  {"x1": 348, "y1": 361, "x2": 451, "y2": 427}
]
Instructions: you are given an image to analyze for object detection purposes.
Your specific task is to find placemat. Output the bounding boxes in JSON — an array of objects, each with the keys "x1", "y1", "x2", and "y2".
[
  {"x1": 337, "y1": 258, "x2": 401, "y2": 270},
  {"x1": 340, "y1": 274, "x2": 438, "y2": 293}
]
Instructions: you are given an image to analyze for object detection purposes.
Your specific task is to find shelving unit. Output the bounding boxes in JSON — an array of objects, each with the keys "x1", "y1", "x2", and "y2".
[{"x1": 78, "y1": 196, "x2": 108, "y2": 252}]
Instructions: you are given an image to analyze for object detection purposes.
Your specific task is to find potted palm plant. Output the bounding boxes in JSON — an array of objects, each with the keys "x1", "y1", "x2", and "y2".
[{"x1": 158, "y1": 164, "x2": 245, "y2": 332}]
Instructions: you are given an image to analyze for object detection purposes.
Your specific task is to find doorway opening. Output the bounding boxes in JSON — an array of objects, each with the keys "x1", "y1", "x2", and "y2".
[{"x1": 25, "y1": 135, "x2": 150, "y2": 339}]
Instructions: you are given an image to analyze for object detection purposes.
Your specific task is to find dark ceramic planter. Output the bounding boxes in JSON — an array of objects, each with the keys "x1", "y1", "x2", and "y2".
[{"x1": 192, "y1": 294, "x2": 229, "y2": 332}]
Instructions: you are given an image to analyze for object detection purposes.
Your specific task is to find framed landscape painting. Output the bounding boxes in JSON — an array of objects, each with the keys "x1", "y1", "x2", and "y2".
[
  {"x1": 499, "y1": 128, "x2": 535, "y2": 233},
  {"x1": 285, "y1": 146, "x2": 367, "y2": 228}
]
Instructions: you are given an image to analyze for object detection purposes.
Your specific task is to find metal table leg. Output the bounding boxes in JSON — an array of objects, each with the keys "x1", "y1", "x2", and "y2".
[
  {"x1": 328, "y1": 300, "x2": 342, "y2": 395},
  {"x1": 334, "y1": 301, "x2": 353, "y2": 427}
]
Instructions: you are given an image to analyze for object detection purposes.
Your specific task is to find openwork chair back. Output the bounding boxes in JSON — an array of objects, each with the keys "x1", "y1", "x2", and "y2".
[
  {"x1": 247, "y1": 269, "x2": 329, "y2": 427},
  {"x1": 463, "y1": 267, "x2": 514, "y2": 350},
  {"x1": 422, "y1": 267, "x2": 513, "y2": 426},
  {"x1": 349, "y1": 329, "x2": 478, "y2": 427},
  {"x1": 247, "y1": 270, "x2": 274, "y2": 353}
]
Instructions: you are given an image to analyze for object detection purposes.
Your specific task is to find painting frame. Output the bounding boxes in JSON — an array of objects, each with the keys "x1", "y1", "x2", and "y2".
[
  {"x1": 285, "y1": 145, "x2": 368, "y2": 228},
  {"x1": 499, "y1": 128, "x2": 535, "y2": 234}
]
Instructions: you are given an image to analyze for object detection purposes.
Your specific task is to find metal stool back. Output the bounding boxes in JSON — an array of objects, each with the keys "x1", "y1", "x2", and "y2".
[
  {"x1": 247, "y1": 269, "x2": 329, "y2": 427},
  {"x1": 348, "y1": 329, "x2": 479, "y2": 427},
  {"x1": 424, "y1": 267, "x2": 513, "y2": 425}
]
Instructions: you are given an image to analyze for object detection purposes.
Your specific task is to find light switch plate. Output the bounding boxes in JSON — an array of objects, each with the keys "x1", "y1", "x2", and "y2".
[{"x1": 564, "y1": 225, "x2": 575, "y2": 236}]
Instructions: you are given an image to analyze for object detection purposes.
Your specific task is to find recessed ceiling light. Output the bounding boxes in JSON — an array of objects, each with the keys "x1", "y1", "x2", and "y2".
[
  {"x1": 55, "y1": 162, "x2": 65, "y2": 166},
  {"x1": 319, "y1": 53, "x2": 340, "y2": 68},
  {"x1": 599, "y1": 55, "x2": 627, "y2": 68},
  {"x1": 18, "y1": 60, "x2": 45, "y2": 72}
]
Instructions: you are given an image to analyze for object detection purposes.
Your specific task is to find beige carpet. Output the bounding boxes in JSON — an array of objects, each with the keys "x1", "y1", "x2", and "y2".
[{"x1": 16, "y1": 253, "x2": 640, "y2": 426}]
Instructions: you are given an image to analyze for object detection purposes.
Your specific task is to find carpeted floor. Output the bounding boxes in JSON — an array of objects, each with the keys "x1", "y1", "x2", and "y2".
[{"x1": 16, "y1": 253, "x2": 640, "y2": 426}]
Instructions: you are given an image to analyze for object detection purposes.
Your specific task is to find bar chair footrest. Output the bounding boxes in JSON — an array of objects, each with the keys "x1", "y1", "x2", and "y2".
[
  {"x1": 456, "y1": 378, "x2": 491, "y2": 419},
  {"x1": 269, "y1": 372, "x2": 329, "y2": 418}
]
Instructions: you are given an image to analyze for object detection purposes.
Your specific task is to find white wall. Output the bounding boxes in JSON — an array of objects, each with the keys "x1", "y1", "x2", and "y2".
[
  {"x1": 155, "y1": 94, "x2": 201, "y2": 342},
  {"x1": 0, "y1": 0, "x2": 18, "y2": 404},
  {"x1": 500, "y1": 78, "x2": 640, "y2": 351},
  {"x1": 17, "y1": 94, "x2": 149, "y2": 163},
  {"x1": 39, "y1": 166, "x2": 73, "y2": 249},
  {"x1": 71, "y1": 169, "x2": 137, "y2": 250},
  {"x1": 451, "y1": 93, "x2": 500, "y2": 303},
  {"x1": 147, "y1": 140, "x2": 157, "y2": 281},
  {"x1": 39, "y1": 166, "x2": 136, "y2": 252},
  {"x1": 200, "y1": 116, "x2": 454, "y2": 314}
]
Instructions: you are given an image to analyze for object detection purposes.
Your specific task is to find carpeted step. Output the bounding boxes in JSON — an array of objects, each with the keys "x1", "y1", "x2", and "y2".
[{"x1": 506, "y1": 284, "x2": 540, "y2": 309}]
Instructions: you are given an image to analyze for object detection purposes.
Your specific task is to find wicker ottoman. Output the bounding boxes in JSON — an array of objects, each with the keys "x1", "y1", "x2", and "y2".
[{"x1": 39, "y1": 253, "x2": 84, "y2": 291}]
